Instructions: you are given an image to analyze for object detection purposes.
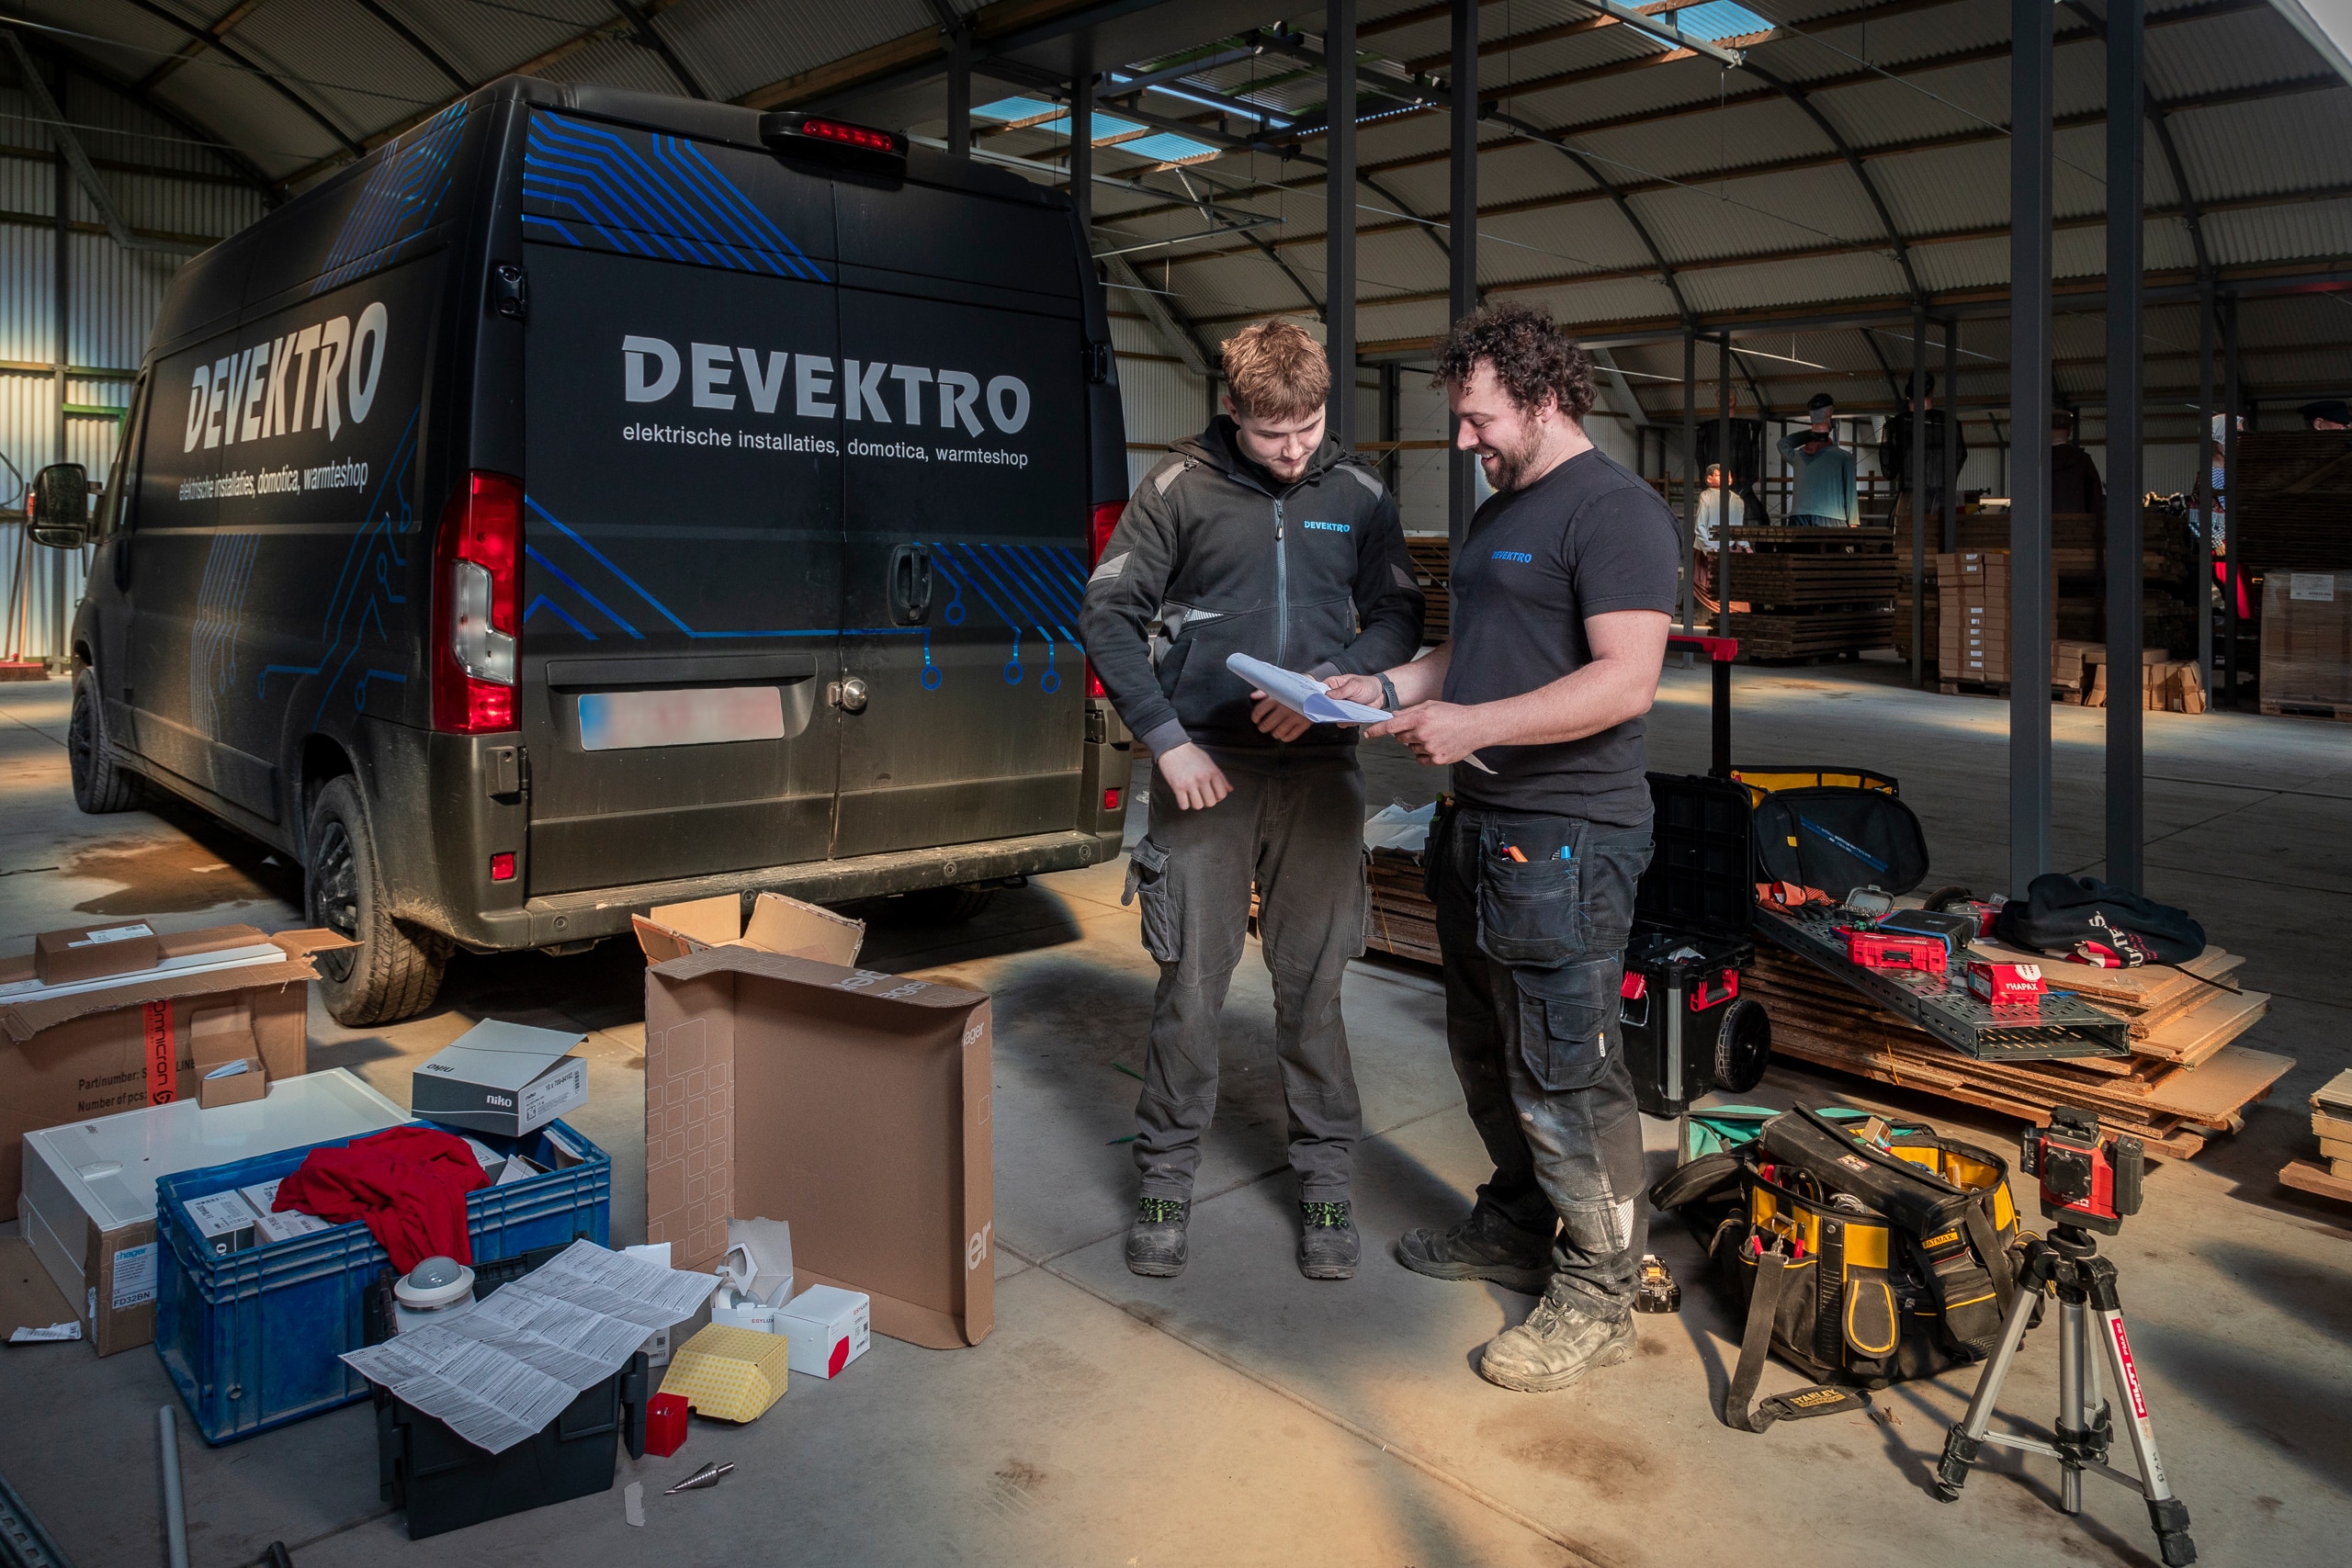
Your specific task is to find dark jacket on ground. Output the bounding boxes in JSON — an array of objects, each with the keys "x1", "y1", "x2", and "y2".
[{"x1": 1080, "y1": 417, "x2": 1424, "y2": 755}]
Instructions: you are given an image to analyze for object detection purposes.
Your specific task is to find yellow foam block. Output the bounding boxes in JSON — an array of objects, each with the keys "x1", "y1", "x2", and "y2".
[{"x1": 660, "y1": 1324, "x2": 789, "y2": 1422}]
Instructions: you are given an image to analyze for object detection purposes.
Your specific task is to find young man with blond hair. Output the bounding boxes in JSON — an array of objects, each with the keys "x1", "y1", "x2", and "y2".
[
  {"x1": 1326, "y1": 300, "x2": 1678, "y2": 1392},
  {"x1": 1080, "y1": 318, "x2": 1423, "y2": 1281}
]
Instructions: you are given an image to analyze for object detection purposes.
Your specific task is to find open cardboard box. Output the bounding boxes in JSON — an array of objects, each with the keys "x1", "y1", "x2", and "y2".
[
  {"x1": 633, "y1": 892, "x2": 865, "y2": 968},
  {"x1": 1, "y1": 925, "x2": 354, "y2": 1213},
  {"x1": 639, "y1": 920, "x2": 993, "y2": 1352}
]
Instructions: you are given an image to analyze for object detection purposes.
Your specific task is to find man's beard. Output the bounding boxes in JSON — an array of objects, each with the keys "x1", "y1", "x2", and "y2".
[{"x1": 1480, "y1": 425, "x2": 1549, "y2": 491}]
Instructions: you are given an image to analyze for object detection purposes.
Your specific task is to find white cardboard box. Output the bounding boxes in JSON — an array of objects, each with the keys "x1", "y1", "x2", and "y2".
[
  {"x1": 777, "y1": 1283, "x2": 869, "y2": 1380},
  {"x1": 16, "y1": 1069, "x2": 409, "y2": 1354},
  {"x1": 410, "y1": 1020, "x2": 588, "y2": 1137}
]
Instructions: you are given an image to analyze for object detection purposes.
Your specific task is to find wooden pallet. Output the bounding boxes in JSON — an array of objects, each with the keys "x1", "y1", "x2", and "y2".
[
  {"x1": 1367, "y1": 848, "x2": 1441, "y2": 964},
  {"x1": 1726, "y1": 609, "x2": 1894, "y2": 660},
  {"x1": 1939, "y1": 679, "x2": 2011, "y2": 696},
  {"x1": 2259, "y1": 699, "x2": 2352, "y2": 722},
  {"x1": 1405, "y1": 536, "x2": 1452, "y2": 645},
  {"x1": 2278, "y1": 1159, "x2": 2352, "y2": 1207}
]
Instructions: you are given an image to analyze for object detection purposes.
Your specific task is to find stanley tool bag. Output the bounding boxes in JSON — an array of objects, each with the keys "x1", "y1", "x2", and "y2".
[{"x1": 1651, "y1": 1106, "x2": 2022, "y2": 1432}]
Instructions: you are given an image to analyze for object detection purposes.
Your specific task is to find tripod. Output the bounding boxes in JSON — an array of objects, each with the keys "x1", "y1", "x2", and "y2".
[{"x1": 1934, "y1": 1224, "x2": 2196, "y2": 1565}]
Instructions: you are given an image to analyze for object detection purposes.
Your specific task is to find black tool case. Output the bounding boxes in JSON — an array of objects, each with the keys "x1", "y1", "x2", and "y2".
[
  {"x1": 368, "y1": 1243, "x2": 648, "y2": 1540},
  {"x1": 1621, "y1": 771, "x2": 1772, "y2": 1117}
]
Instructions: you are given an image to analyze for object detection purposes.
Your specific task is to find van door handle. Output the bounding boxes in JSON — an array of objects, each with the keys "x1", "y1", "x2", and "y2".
[{"x1": 888, "y1": 543, "x2": 933, "y2": 626}]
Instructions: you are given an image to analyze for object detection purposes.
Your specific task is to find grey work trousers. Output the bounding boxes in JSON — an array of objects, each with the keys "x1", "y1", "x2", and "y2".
[
  {"x1": 1124, "y1": 747, "x2": 1367, "y2": 1200},
  {"x1": 1429, "y1": 804, "x2": 1655, "y2": 1318}
]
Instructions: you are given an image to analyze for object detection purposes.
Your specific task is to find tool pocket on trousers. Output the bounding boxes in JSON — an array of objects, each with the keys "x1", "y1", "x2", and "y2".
[
  {"x1": 1514, "y1": 955, "x2": 1620, "y2": 1093},
  {"x1": 1123, "y1": 836, "x2": 1181, "y2": 964},
  {"x1": 1477, "y1": 855, "x2": 1582, "y2": 968}
]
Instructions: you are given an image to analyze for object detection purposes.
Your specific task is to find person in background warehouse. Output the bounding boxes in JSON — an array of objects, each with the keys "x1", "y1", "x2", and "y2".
[
  {"x1": 1079, "y1": 318, "x2": 1424, "y2": 1285},
  {"x1": 1778, "y1": 393, "x2": 1858, "y2": 526},
  {"x1": 2298, "y1": 399, "x2": 2350, "y2": 431},
  {"x1": 1690, "y1": 462, "x2": 1745, "y2": 606},
  {"x1": 2049, "y1": 410, "x2": 2105, "y2": 515},
  {"x1": 2199, "y1": 412, "x2": 2249, "y2": 620},
  {"x1": 1879, "y1": 371, "x2": 1967, "y2": 526}
]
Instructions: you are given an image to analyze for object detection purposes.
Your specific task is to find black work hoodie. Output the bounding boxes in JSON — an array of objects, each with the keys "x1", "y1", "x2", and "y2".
[{"x1": 1079, "y1": 416, "x2": 1425, "y2": 754}]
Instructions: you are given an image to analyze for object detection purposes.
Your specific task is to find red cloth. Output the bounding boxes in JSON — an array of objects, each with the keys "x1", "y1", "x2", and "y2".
[{"x1": 275, "y1": 1125, "x2": 490, "y2": 1271}]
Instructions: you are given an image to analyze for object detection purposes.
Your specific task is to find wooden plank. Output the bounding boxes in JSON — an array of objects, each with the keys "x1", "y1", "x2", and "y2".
[
  {"x1": 2312, "y1": 1068, "x2": 2352, "y2": 1115},
  {"x1": 2127, "y1": 1045, "x2": 2294, "y2": 1123},
  {"x1": 2133, "y1": 987, "x2": 2269, "y2": 1064},
  {"x1": 2278, "y1": 1158, "x2": 2352, "y2": 1206}
]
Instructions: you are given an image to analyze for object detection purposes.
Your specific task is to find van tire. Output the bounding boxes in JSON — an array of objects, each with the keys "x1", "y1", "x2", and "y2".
[
  {"x1": 305, "y1": 776, "x2": 448, "y2": 1026},
  {"x1": 900, "y1": 886, "x2": 999, "y2": 923},
  {"x1": 69, "y1": 667, "x2": 141, "y2": 813}
]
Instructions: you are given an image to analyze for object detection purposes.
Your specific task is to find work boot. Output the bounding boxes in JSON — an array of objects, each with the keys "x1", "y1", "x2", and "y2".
[
  {"x1": 1477, "y1": 1293, "x2": 1636, "y2": 1393},
  {"x1": 1297, "y1": 1200, "x2": 1360, "y2": 1280},
  {"x1": 1395, "y1": 1205, "x2": 1553, "y2": 1294},
  {"x1": 1125, "y1": 1197, "x2": 1190, "y2": 1278}
]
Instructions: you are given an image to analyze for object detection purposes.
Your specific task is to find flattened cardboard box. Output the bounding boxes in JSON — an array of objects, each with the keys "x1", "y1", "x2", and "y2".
[
  {"x1": 643, "y1": 946, "x2": 992, "y2": 1351},
  {"x1": 0, "y1": 927, "x2": 351, "y2": 1214}
]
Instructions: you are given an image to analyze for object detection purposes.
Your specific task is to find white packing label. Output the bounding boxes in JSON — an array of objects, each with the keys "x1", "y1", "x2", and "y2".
[
  {"x1": 518, "y1": 1056, "x2": 588, "y2": 1130},
  {"x1": 71, "y1": 923, "x2": 154, "y2": 947},
  {"x1": 2290, "y1": 572, "x2": 2336, "y2": 602},
  {"x1": 111, "y1": 1243, "x2": 159, "y2": 1311}
]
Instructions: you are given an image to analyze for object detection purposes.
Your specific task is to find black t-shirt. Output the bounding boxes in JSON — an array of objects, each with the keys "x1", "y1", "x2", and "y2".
[{"x1": 1442, "y1": 447, "x2": 1680, "y2": 823}]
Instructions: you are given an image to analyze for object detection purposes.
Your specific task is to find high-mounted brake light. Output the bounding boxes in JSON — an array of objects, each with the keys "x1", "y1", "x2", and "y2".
[
  {"x1": 1085, "y1": 500, "x2": 1123, "y2": 700},
  {"x1": 433, "y1": 471, "x2": 523, "y2": 733},
  {"x1": 758, "y1": 112, "x2": 909, "y2": 168}
]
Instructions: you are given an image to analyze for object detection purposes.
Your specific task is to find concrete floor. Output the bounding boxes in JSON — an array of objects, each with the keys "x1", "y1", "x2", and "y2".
[{"x1": 2, "y1": 659, "x2": 2347, "y2": 1567}]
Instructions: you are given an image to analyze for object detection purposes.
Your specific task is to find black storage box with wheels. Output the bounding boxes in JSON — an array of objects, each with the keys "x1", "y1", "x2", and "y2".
[
  {"x1": 368, "y1": 1244, "x2": 648, "y2": 1540},
  {"x1": 1620, "y1": 772, "x2": 1770, "y2": 1117}
]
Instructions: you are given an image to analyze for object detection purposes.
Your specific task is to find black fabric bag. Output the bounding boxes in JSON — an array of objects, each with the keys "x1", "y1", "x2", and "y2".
[
  {"x1": 1650, "y1": 1107, "x2": 2022, "y2": 1434},
  {"x1": 1749, "y1": 786, "x2": 1929, "y2": 899},
  {"x1": 1994, "y1": 874, "x2": 2206, "y2": 964}
]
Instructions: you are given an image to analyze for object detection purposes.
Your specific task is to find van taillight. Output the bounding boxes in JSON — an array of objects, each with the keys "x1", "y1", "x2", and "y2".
[
  {"x1": 433, "y1": 471, "x2": 522, "y2": 733},
  {"x1": 1085, "y1": 500, "x2": 1122, "y2": 700}
]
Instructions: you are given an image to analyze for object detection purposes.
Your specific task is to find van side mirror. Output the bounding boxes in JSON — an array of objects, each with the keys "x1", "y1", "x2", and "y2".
[{"x1": 28, "y1": 463, "x2": 88, "y2": 549}]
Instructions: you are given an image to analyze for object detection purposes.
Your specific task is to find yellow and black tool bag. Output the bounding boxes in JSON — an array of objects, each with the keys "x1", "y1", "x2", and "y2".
[{"x1": 1650, "y1": 1105, "x2": 2022, "y2": 1432}]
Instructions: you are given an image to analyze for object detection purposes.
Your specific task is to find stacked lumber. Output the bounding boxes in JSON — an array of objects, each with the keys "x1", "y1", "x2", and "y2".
[
  {"x1": 1405, "y1": 536, "x2": 1452, "y2": 645},
  {"x1": 2278, "y1": 1070, "x2": 2352, "y2": 1207},
  {"x1": 1896, "y1": 510, "x2": 2202, "y2": 664},
  {"x1": 1727, "y1": 608, "x2": 1894, "y2": 660},
  {"x1": 2234, "y1": 431, "x2": 2352, "y2": 572},
  {"x1": 1713, "y1": 524, "x2": 1896, "y2": 661},
  {"x1": 1722, "y1": 554, "x2": 1897, "y2": 606},
  {"x1": 1366, "y1": 848, "x2": 1440, "y2": 964},
  {"x1": 1748, "y1": 939, "x2": 2288, "y2": 1159}
]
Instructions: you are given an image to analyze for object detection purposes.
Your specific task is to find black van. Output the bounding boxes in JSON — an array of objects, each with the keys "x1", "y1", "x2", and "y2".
[{"x1": 41, "y1": 78, "x2": 1132, "y2": 1024}]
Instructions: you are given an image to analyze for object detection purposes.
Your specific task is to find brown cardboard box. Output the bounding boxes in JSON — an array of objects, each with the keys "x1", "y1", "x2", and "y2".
[
  {"x1": 190, "y1": 1000, "x2": 265, "y2": 1109},
  {"x1": 632, "y1": 892, "x2": 865, "y2": 968},
  {"x1": 34, "y1": 923, "x2": 164, "y2": 986},
  {"x1": 640, "y1": 943, "x2": 994, "y2": 1351},
  {"x1": 0, "y1": 926, "x2": 351, "y2": 1214}
]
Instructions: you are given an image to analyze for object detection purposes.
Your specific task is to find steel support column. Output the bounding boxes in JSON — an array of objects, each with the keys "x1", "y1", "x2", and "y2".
[
  {"x1": 52, "y1": 140, "x2": 69, "y2": 660},
  {"x1": 2104, "y1": 0, "x2": 2146, "y2": 890},
  {"x1": 2009, "y1": 0, "x2": 2057, "y2": 897},
  {"x1": 1380, "y1": 362, "x2": 1400, "y2": 491},
  {"x1": 1446, "y1": 0, "x2": 1477, "y2": 550},
  {"x1": 1681, "y1": 325, "x2": 1697, "y2": 634},
  {"x1": 2222, "y1": 294, "x2": 2241, "y2": 707},
  {"x1": 1715, "y1": 333, "x2": 1732, "y2": 640},
  {"x1": 1943, "y1": 319, "x2": 1960, "y2": 552},
  {"x1": 1325, "y1": 0, "x2": 1357, "y2": 448},
  {"x1": 1069, "y1": 40, "x2": 1093, "y2": 238},
  {"x1": 1911, "y1": 307, "x2": 1928, "y2": 687},
  {"x1": 2195, "y1": 282, "x2": 2214, "y2": 687}
]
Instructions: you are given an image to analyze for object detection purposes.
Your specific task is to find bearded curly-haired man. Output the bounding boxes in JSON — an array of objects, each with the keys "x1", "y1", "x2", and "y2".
[{"x1": 1325, "y1": 300, "x2": 1679, "y2": 1392}]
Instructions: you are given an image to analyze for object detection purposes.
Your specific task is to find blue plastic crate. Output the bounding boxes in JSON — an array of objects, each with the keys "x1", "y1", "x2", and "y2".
[{"x1": 154, "y1": 1120, "x2": 610, "y2": 1445}]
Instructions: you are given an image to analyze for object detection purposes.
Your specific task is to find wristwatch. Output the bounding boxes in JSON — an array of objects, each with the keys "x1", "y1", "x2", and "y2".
[{"x1": 1375, "y1": 672, "x2": 1400, "y2": 711}]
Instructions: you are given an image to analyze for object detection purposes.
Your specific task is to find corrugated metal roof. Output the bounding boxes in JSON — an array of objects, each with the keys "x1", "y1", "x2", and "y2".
[
  {"x1": 2205, "y1": 197, "x2": 2352, "y2": 265},
  {"x1": 669, "y1": 0, "x2": 940, "y2": 105},
  {"x1": 2167, "y1": 91, "x2": 2352, "y2": 199},
  {"x1": 2146, "y1": 7, "x2": 2333, "y2": 100}
]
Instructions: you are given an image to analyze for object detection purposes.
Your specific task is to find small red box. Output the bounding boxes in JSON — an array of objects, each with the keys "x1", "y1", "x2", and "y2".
[
  {"x1": 1967, "y1": 960, "x2": 2046, "y2": 1006},
  {"x1": 1843, "y1": 926, "x2": 1949, "y2": 975},
  {"x1": 645, "y1": 1392, "x2": 689, "y2": 1457}
]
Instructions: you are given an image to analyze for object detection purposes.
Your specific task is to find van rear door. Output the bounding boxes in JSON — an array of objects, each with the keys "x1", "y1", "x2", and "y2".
[
  {"x1": 516, "y1": 112, "x2": 843, "y2": 897},
  {"x1": 830, "y1": 185, "x2": 1089, "y2": 859}
]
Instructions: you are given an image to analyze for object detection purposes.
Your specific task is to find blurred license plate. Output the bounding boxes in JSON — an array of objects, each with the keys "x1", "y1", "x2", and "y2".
[{"x1": 578, "y1": 687, "x2": 786, "y2": 751}]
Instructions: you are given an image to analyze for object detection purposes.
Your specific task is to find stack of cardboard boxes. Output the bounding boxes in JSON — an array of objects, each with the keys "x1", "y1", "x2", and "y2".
[
  {"x1": 2259, "y1": 571, "x2": 2352, "y2": 718},
  {"x1": 1936, "y1": 550, "x2": 2010, "y2": 687}
]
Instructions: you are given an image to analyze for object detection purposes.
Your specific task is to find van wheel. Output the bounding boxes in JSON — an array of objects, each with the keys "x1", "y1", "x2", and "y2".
[
  {"x1": 69, "y1": 667, "x2": 141, "y2": 813},
  {"x1": 305, "y1": 777, "x2": 448, "y2": 1026},
  {"x1": 900, "y1": 886, "x2": 999, "y2": 924}
]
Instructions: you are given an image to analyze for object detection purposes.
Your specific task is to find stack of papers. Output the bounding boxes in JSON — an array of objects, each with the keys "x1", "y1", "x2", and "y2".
[{"x1": 341, "y1": 1240, "x2": 718, "y2": 1453}]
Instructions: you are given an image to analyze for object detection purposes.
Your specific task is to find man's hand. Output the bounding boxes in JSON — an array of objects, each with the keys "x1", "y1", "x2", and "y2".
[
  {"x1": 1318, "y1": 672, "x2": 1385, "y2": 715},
  {"x1": 1247, "y1": 690, "x2": 1313, "y2": 742},
  {"x1": 1369, "y1": 702, "x2": 1491, "y2": 767},
  {"x1": 1156, "y1": 742, "x2": 1233, "y2": 810}
]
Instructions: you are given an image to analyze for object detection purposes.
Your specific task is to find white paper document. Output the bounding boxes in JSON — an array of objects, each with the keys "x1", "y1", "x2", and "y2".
[
  {"x1": 1225, "y1": 653, "x2": 1496, "y2": 773},
  {"x1": 340, "y1": 1240, "x2": 718, "y2": 1454}
]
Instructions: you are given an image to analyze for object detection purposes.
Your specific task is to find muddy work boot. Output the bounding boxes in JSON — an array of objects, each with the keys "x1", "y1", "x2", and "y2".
[
  {"x1": 1125, "y1": 1197, "x2": 1191, "y2": 1278},
  {"x1": 1394, "y1": 1205, "x2": 1553, "y2": 1295},
  {"x1": 1477, "y1": 1294, "x2": 1636, "y2": 1393},
  {"x1": 1297, "y1": 1200, "x2": 1360, "y2": 1280}
]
